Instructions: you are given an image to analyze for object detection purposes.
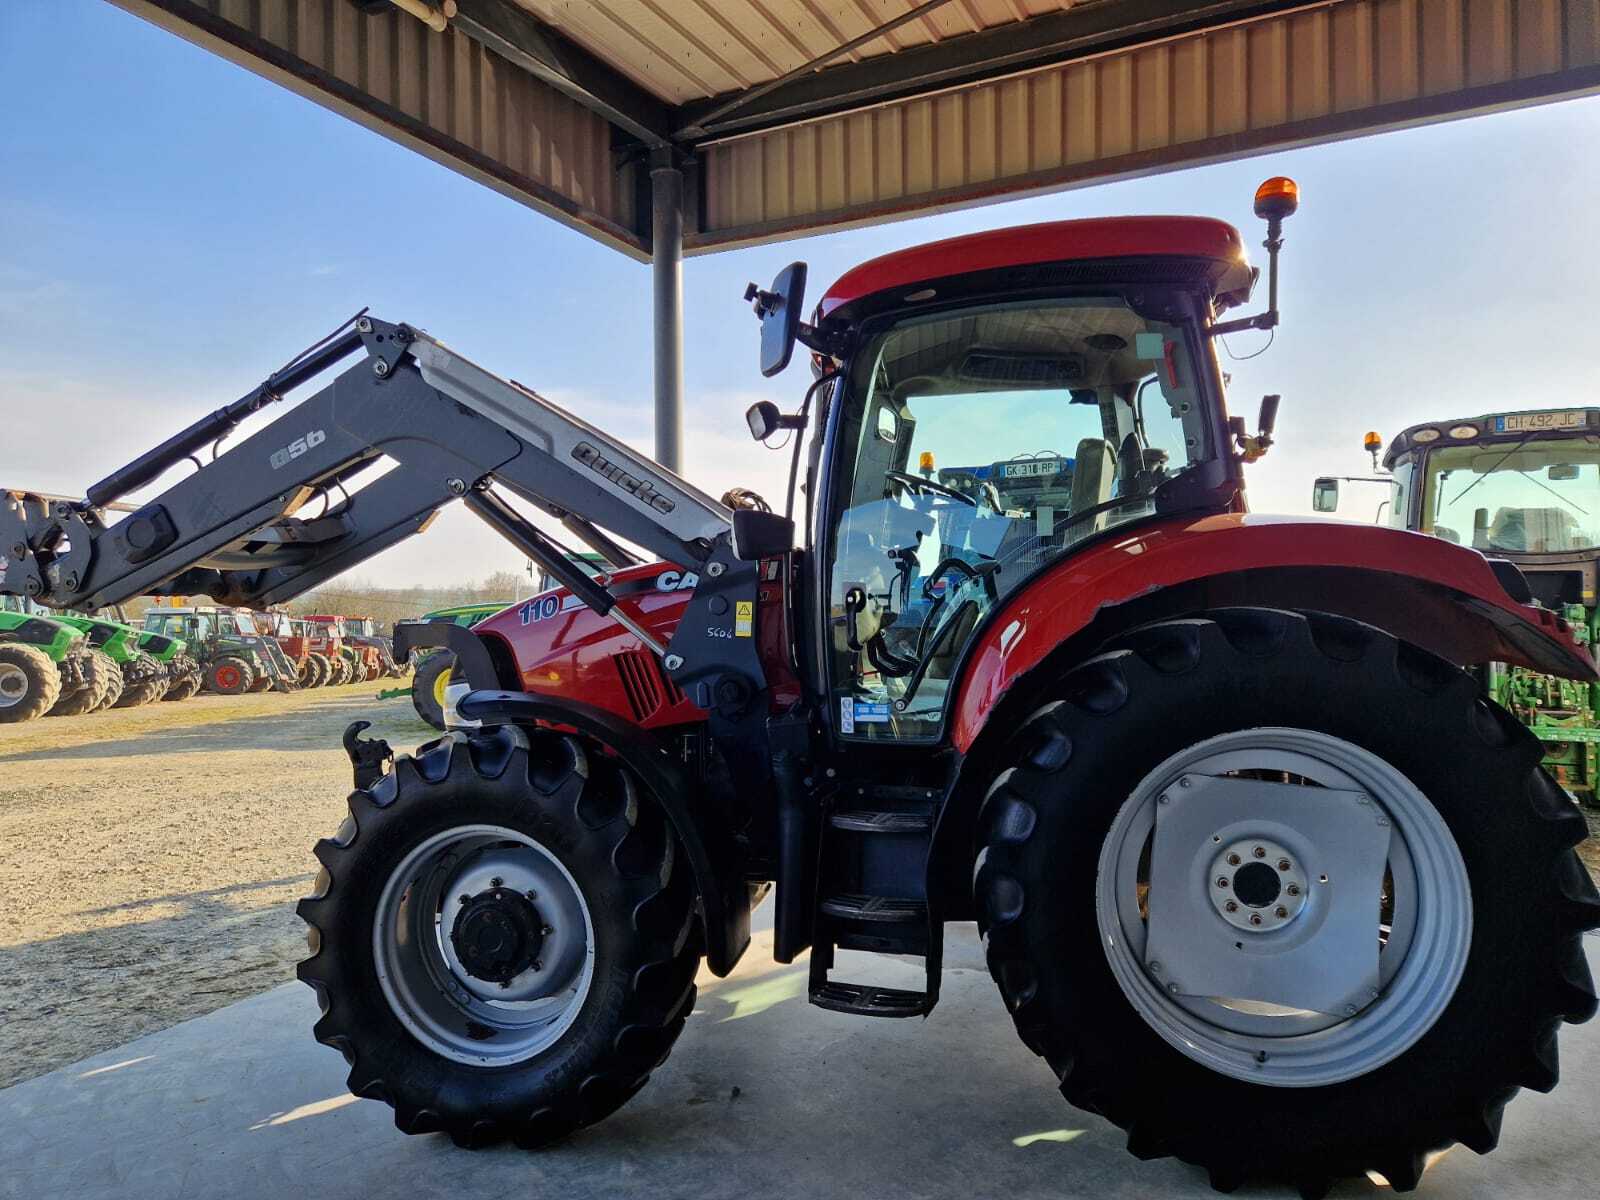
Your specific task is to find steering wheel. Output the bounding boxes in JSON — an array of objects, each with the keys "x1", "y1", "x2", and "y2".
[{"x1": 885, "y1": 469, "x2": 977, "y2": 506}]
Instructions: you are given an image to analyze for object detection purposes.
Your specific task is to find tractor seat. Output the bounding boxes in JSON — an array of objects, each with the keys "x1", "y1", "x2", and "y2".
[{"x1": 1488, "y1": 507, "x2": 1578, "y2": 553}]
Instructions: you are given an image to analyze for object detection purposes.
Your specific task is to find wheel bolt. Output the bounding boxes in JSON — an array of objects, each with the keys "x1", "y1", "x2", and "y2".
[
  {"x1": 498, "y1": 980, "x2": 510, "y2": 989},
  {"x1": 1275, "y1": 906, "x2": 1288, "y2": 918},
  {"x1": 1166, "y1": 981, "x2": 1180, "y2": 993},
  {"x1": 490, "y1": 876, "x2": 503, "y2": 888},
  {"x1": 527, "y1": 890, "x2": 539, "y2": 901},
  {"x1": 1277, "y1": 859, "x2": 1291, "y2": 871},
  {"x1": 458, "y1": 894, "x2": 471, "y2": 905},
  {"x1": 1225, "y1": 901, "x2": 1238, "y2": 913},
  {"x1": 532, "y1": 959, "x2": 543, "y2": 972},
  {"x1": 541, "y1": 925, "x2": 553, "y2": 936},
  {"x1": 1286, "y1": 884, "x2": 1301, "y2": 896},
  {"x1": 1216, "y1": 876, "x2": 1230, "y2": 889},
  {"x1": 1226, "y1": 853, "x2": 1241, "y2": 866},
  {"x1": 1252, "y1": 846, "x2": 1266, "y2": 858},
  {"x1": 1249, "y1": 913, "x2": 1263, "y2": 926}
]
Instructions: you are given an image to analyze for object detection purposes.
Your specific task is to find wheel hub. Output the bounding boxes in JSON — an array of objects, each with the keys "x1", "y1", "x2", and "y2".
[
  {"x1": 1208, "y1": 836, "x2": 1307, "y2": 932},
  {"x1": 450, "y1": 887, "x2": 546, "y2": 983},
  {"x1": 0, "y1": 663, "x2": 28, "y2": 707}
]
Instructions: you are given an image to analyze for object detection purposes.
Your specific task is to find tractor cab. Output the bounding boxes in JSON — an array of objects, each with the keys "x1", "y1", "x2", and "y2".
[
  {"x1": 747, "y1": 203, "x2": 1290, "y2": 742},
  {"x1": 1379, "y1": 410, "x2": 1600, "y2": 588}
]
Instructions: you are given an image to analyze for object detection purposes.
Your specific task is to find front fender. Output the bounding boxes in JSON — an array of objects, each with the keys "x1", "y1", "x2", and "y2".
[{"x1": 950, "y1": 513, "x2": 1594, "y2": 753}]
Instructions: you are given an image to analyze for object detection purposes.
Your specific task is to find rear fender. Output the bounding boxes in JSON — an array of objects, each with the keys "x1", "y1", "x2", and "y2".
[{"x1": 951, "y1": 513, "x2": 1594, "y2": 754}]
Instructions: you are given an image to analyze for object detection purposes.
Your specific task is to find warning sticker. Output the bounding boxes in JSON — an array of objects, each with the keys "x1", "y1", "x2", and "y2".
[
  {"x1": 840, "y1": 695, "x2": 855, "y2": 734},
  {"x1": 734, "y1": 599, "x2": 754, "y2": 637}
]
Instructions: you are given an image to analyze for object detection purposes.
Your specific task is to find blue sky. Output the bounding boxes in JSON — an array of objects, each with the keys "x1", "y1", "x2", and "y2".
[{"x1": 4, "y1": 0, "x2": 1599, "y2": 589}]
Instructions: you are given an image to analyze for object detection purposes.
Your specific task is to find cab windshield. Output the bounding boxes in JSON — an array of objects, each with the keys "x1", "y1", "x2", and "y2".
[
  {"x1": 826, "y1": 295, "x2": 1215, "y2": 740},
  {"x1": 1422, "y1": 438, "x2": 1600, "y2": 553}
]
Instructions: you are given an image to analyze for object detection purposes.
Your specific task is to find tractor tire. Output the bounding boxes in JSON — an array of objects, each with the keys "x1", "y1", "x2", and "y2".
[
  {"x1": 90, "y1": 650, "x2": 124, "y2": 711},
  {"x1": 306, "y1": 653, "x2": 332, "y2": 687},
  {"x1": 115, "y1": 653, "x2": 169, "y2": 707},
  {"x1": 298, "y1": 724, "x2": 698, "y2": 1147},
  {"x1": 298, "y1": 657, "x2": 319, "y2": 688},
  {"x1": 411, "y1": 651, "x2": 454, "y2": 730},
  {"x1": 247, "y1": 673, "x2": 275, "y2": 693},
  {"x1": 330, "y1": 655, "x2": 354, "y2": 687},
  {"x1": 0, "y1": 644, "x2": 61, "y2": 723},
  {"x1": 974, "y1": 609, "x2": 1600, "y2": 1196},
  {"x1": 52, "y1": 650, "x2": 117, "y2": 716},
  {"x1": 205, "y1": 655, "x2": 255, "y2": 696},
  {"x1": 163, "y1": 668, "x2": 202, "y2": 702}
]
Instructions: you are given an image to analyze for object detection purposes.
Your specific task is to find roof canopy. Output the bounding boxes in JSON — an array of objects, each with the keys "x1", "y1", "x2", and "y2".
[{"x1": 111, "y1": 0, "x2": 1600, "y2": 261}]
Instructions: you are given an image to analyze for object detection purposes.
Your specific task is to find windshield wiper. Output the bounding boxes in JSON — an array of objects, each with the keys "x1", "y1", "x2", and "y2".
[
  {"x1": 1509, "y1": 468, "x2": 1589, "y2": 516},
  {"x1": 1447, "y1": 432, "x2": 1537, "y2": 507}
]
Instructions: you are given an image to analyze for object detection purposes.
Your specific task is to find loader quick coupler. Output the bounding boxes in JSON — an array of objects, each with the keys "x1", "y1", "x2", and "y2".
[{"x1": 342, "y1": 720, "x2": 394, "y2": 791}]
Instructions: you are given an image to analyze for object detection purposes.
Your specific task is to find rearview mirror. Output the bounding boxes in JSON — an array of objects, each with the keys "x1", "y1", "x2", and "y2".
[
  {"x1": 1312, "y1": 477, "x2": 1339, "y2": 513},
  {"x1": 745, "y1": 262, "x2": 808, "y2": 378}
]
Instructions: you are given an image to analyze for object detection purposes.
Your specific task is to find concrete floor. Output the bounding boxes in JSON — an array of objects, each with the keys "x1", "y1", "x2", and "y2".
[{"x1": 4, "y1": 922, "x2": 1598, "y2": 1200}]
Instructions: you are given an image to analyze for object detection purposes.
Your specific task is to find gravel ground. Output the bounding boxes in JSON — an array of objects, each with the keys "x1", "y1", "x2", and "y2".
[
  {"x1": 2, "y1": 685, "x2": 1598, "y2": 1091},
  {"x1": 0, "y1": 680, "x2": 433, "y2": 1089}
]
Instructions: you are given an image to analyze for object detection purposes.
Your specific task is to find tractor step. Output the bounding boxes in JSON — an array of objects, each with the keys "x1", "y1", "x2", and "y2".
[
  {"x1": 809, "y1": 980, "x2": 932, "y2": 1018},
  {"x1": 820, "y1": 893, "x2": 926, "y2": 923},
  {"x1": 829, "y1": 808, "x2": 933, "y2": 833}
]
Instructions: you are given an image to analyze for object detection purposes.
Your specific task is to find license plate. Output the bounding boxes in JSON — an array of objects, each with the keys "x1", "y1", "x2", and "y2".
[
  {"x1": 1493, "y1": 411, "x2": 1586, "y2": 433},
  {"x1": 1002, "y1": 459, "x2": 1063, "y2": 479}
]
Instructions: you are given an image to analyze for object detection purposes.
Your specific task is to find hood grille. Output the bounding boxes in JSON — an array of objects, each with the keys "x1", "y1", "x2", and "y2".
[{"x1": 612, "y1": 651, "x2": 685, "y2": 721}]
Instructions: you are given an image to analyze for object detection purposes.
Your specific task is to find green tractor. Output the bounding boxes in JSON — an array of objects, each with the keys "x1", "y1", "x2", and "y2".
[
  {"x1": 141, "y1": 604, "x2": 298, "y2": 695},
  {"x1": 389, "y1": 601, "x2": 512, "y2": 729},
  {"x1": 1315, "y1": 408, "x2": 1600, "y2": 804},
  {"x1": 0, "y1": 596, "x2": 109, "y2": 721},
  {"x1": 45, "y1": 612, "x2": 170, "y2": 708}
]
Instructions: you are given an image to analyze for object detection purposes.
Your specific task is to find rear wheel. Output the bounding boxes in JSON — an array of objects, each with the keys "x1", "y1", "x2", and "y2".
[
  {"x1": 163, "y1": 665, "x2": 202, "y2": 702},
  {"x1": 0, "y1": 644, "x2": 61, "y2": 723},
  {"x1": 205, "y1": 655, "x2": 254, "y2": 696},
  {"x1": 975, "y1": 609, "x2": 1600, "y2": 1195},
  {"x1": 412, "y1": 651, "x2": 455, "y2": 730},
  {"x1": 297, "y1": 724, "x2": 698, "y2": 1146}
]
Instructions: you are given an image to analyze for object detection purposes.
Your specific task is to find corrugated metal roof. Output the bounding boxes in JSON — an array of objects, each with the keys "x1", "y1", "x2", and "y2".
[
  {"x1": 113, "y1": 0, "x2": 642, "y2": 254},
  {"x1": 695, "y1": 0, "x2": 1600, "y2": 247},
  {"x1": 512, "y1": 0, "x2": 1083, "y2": 103}
]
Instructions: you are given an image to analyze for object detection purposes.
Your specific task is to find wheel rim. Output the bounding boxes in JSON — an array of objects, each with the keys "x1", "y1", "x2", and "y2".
[
  {"x1": 373, "y1": 823, "x2": 595, "y2": 1066},
  {"x1": 215, "y1": 665, "x2": 239, "y2": 689},
  {"x1": 1094, "y1": 727, "x2": 1471, "y2": 1088},
  {"x1": 432, "y1": 667, "x2": 451, "y2": 709},
  {"x1": 0, "y1": 663, "x2": 30, "y2": 708}
]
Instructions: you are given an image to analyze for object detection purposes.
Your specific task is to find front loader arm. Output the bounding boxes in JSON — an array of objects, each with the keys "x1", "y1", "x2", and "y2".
[{"x1": 2, "y1": 316, "x2": 731, "y2": 612}]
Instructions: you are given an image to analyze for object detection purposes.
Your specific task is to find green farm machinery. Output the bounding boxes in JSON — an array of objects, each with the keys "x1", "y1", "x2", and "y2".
[
  {"x1": 140, "y1": 603, "x2": 298, "y2": 695},
  {"x1": 0, "y1": 597, "x2": 102, "y2": 721},
  {"x1": 1316, "y1": 408, "x2": 1600, "y2": 803}
]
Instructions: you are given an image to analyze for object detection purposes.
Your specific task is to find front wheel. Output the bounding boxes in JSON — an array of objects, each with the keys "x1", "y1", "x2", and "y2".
[
  {"x1": 975, "y1": 609, "x2": 1599, "y2": 1195},
  {"x1": 297, "y1": 724, "x2": 699, "y2": 1146},
  {"x1": 0, "y1": 644, "x2": 61, "y2": 723}
]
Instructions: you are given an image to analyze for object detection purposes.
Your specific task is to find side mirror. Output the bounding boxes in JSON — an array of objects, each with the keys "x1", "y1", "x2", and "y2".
[
  {"x1": 731, "y1": 509, "x2": 794, "y2": 560},
  {"x1": 1312, "y1": 477, "x2": 1339, "y2": 513},
  {"x1": 745, "y1": 398, "x2": 807, "y2": 444},
  {"x1": 746, "y1": 400, "x2": 782, "y2": 442},
  {"x1": 745, "y1": 262, "x2": 808, "y2": 378}
]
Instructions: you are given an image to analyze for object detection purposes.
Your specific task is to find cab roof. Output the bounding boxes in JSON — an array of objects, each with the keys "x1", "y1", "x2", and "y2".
[
  {"x1": 817, "y1": 216, "x2": 1251, "y2": 321},
  {"x1": 1383, "y1": 409, "x2": 1600, "y2": 470}
]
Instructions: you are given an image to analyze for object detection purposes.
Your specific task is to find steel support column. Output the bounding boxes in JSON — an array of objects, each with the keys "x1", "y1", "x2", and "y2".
[{"x1": 651, "y1": 153, "x2": 684, "y2": 473}]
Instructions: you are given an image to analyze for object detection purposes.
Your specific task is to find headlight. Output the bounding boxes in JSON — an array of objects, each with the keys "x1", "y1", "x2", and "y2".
[
  {"x1": 1411, "y1": 428, "x2": 1441, "y2": 443},
  {"x1": 1448, "y1": 424, "x2": 1479, "y2": 439}
]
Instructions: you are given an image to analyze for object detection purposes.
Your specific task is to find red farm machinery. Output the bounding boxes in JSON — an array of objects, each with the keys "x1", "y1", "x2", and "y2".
[{"x1": 3, "y1": 178, "x2": 1595, "y2": 1196}]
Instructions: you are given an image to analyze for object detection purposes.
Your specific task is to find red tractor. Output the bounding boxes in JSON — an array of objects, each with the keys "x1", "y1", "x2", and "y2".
[
  {"x1": 302, "y1": 614, "x2": 380, "y2": 684},
  {"x1": 4, "y1": 178, "x2": 1595, "y2": 1195}
]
